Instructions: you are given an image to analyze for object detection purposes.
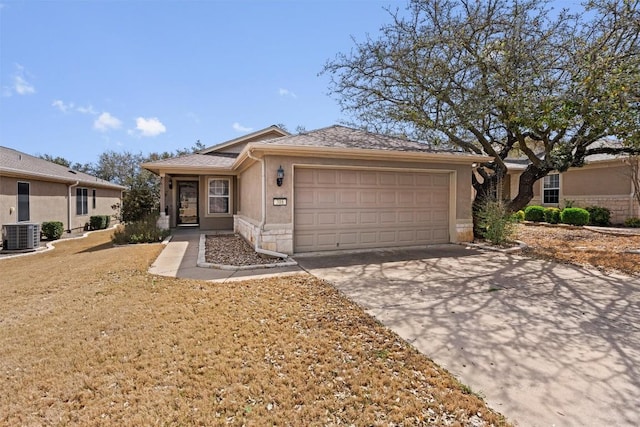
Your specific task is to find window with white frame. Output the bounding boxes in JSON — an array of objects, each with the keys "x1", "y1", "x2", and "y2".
[
  {"x1": 76, "y1": 187, "x2": 88, "y2": 215},
  {"x1": 208, "y1": 178, "x2": 230, "y2": 214},
  {"x1": 543, "y1": 173, "x2": 560, "y2": 204}
]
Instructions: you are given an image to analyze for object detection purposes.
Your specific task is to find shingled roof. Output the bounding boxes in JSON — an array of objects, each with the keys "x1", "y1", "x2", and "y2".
[
  {"x1": 258, "y1": 125, "x2": 455, "y2": 153},
  {"x1": 0, "y1": 146, "x2": 126, "y2": 189}
]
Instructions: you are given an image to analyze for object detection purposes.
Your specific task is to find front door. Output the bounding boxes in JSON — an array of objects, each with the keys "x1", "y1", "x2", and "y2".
[{"x1": 177, "y1": 181, "x2": 199, "y2": 225}]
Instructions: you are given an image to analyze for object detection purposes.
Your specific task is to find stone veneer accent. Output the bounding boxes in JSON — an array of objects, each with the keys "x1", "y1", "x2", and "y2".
[
  {"x1": 234, "y1": 215, "x2": 294, "y2": 255},
  {"x1": 156, "y1": 213, "x2": 170, "y2": 230},
  {"x1": 569, "y1": 196, "x2": 639, "y2": 224},
  {"x1": 455, "y1": 220, "x2": 475, "y2": 243},
  {"x1": 530, "y1": 195, "x2": 639, "y2": 224}
]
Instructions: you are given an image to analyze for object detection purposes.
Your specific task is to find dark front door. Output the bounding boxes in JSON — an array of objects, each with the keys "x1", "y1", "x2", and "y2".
[{"x1": 177, "y1": 181, "x2": 198, "y2": 225}]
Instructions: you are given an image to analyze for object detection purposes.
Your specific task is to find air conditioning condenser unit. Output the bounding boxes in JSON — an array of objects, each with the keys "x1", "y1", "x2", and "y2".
[{"x1": 2, "y1": 223, "x2": 41, "y2": 251}]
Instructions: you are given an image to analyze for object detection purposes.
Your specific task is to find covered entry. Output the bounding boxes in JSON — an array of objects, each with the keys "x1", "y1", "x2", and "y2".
[{"x1": 294, "y1": 167, "x2": 450, "y2": 253}]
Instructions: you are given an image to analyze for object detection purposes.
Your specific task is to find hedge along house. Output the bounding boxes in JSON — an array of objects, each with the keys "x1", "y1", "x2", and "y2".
[
  {"x1": 503, "y1": 144, "x2": 640, "y2": 224},
  {"x1": 142, "y1": 125, "x2": 491, "y2": 255},
  {"x1": 0, "y1": 146, "x2": 126, "y2": 234}
]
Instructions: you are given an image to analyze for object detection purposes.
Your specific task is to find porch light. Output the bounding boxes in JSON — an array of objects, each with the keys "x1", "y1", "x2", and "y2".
[{"x1": 277, "y1": 165, "x2": 285, "y2": 187}]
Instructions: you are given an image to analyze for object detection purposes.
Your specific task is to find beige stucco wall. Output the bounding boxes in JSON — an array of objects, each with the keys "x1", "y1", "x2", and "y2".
[
  {"x1": 237, "y1": 162, "x2": 262, "y2": 223},
  {"x1": 233, "y1": 154, "x2": 478, "y2": 252},
  {"x1": 563, "y1": 164, "x2": 631, "y2": 195},
  {"x1": 1, "y1": 175, "x2": 121, "y2": 232},
  {"x1": 509, "y1": 162, "x2": 638, "y2": 223}
]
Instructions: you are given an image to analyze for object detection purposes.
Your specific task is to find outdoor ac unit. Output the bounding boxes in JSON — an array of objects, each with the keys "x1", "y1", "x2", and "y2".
[{"x1": 2, "y1": 223, "x2": 41, "y2": 251}]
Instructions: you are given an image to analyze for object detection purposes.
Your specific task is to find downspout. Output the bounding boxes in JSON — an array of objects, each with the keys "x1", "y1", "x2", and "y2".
[
  {"x1": 246, "y1": 149, "x2": 288, "y2": 258},
  {"x1": 67, "y1": 181, "x2": 79, "y2": 233}
]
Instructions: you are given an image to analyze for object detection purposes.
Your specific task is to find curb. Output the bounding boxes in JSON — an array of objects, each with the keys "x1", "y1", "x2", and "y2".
[{"x1": 466, "y1": 240, "x2": 528, "y2": 254}]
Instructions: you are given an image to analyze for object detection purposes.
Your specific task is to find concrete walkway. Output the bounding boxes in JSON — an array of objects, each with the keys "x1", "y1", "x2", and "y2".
[
  {"x1": 297, "y1": 246, "x2": 640, "y2": 427},
  {"x1": 148, "y1": 228, "x2": 302, "y2": 282}
]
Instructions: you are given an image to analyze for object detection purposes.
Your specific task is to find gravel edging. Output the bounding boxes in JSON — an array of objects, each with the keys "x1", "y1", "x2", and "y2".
[{"x1": 197, "y1": 234, "x2": 298, "y2": 270}]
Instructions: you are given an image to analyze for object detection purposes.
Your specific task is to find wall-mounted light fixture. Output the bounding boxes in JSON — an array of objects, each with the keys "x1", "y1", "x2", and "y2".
[
  {"x1": 276, "y1": 165, "x2": 285, "y2": 187},
  {"x1": 168, "y1": 178, "x2": 173, "y2": 190}
]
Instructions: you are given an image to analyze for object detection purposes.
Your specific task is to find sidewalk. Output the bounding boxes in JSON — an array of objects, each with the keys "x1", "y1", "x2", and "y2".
[{"x1": 148, "y1": 228, "x2": 303, "y2": 282}]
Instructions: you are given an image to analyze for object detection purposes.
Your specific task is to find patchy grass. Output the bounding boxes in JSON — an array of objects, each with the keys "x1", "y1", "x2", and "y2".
[
  {"x1": 516, "y1": 223, "x2": 640, "y2": 275},
  {"x1": 0, "y1": 230, "x2": 508, "y2": 426}
]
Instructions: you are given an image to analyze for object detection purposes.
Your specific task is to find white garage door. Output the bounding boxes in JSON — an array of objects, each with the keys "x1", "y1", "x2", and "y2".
[{"x1": 294, "y1": 168, "x2": 450, "y2": 253}]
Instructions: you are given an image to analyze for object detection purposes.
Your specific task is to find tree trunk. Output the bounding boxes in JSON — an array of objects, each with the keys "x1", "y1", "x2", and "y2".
[{"x1": 506, "y1": 164, "x2": 551, "y2": 212}]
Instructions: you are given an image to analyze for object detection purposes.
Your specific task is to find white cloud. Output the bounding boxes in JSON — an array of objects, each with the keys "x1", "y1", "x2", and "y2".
[
  {"x1": 52, "y1": 99, "x2": 74, "y2": 113},
  {"x1": 93, "y1": 112, "x2": 122, "y2": 132},
  {"x1": 134, "y1": 117, "x2": 166, "y2": 137},
  {"x1": 5, "y1": 64, "x2": 36, "y2": 96},
  {"x1": 77, "y1": 104, "x2": 97, "y2": 115},
  {"x1": 278, "y1": 88, "x2": 297, "y2": 98},
  {"x1": 232, "y1": 122, "x2": 253, "y2": 132},
  {"x1": 14, "y1": 75, "x2": 35, "y2": 95}
]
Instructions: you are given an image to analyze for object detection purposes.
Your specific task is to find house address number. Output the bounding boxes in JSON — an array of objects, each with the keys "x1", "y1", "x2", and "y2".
[{"x1": 273, "y1": 198, "x2": 287, "y2": 206}]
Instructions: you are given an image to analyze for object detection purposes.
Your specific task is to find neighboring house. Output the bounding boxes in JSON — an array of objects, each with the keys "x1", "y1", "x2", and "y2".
[
  {"x1": 0, "y1": 146, "x2": 126, "y2": 234},
  {"x1": 142, "y1": 125, "x2": 489, "y2": 255},
  {"x1": 504, "y1": 149, "x2": 640, "y2": 224}
]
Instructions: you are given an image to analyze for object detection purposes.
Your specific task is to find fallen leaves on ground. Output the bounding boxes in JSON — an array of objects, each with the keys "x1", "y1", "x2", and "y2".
[
  {"x1": 0, "y1": 230, "x2": 507, "y2": 426},
  {"x1": 515, "y1": 223, "x2": 640, "y2": 275}
]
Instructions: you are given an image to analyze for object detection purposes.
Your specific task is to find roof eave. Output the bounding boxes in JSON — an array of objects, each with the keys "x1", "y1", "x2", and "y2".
[
  {"x1": 235, "y1": 143, "x2": 493, "y2": 166},
  {"x1": 0, "y1": 167, "x2": 126, "y2": 190}
]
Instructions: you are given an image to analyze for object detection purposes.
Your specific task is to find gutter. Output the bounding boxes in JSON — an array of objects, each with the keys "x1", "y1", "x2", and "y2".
[
  {"x1": 67, "y1": 181, "x2": 79, "y2": 232},
  {"x1": 245, "y1": 148, "x2": 289, "y2": 259}
]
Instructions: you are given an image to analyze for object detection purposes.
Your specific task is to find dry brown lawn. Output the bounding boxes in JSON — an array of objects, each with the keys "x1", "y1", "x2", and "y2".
[
  {"x1": 0, "y1": 230, "x2": 507, "y2": 426},
  {"x1": 515, "y1": 223, "x2": 640, "y2": 275}
]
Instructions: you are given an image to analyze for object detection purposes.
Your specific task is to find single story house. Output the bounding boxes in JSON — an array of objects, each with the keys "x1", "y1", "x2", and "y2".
[
  {"x1": 142, "y1": 125, "x2": 490, "y2": 255},
  {"x1": 504, "y1": 149, "x2": 640, "y2": 224},
  {"x1": 0, "y1": 146, "x2": 126, "y2": 235}
]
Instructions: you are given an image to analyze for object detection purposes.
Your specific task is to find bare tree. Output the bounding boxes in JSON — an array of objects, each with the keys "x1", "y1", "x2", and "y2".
[{"x1": 324, "y1": 0, "x2": 640, "y2": 213}]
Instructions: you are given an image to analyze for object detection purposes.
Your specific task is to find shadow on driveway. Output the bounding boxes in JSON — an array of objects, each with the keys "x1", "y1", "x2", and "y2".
[{"x1": 298, "y1": 245, "x2": 640, "y2": 427}]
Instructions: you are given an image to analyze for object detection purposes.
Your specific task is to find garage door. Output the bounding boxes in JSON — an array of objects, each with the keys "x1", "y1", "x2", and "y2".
[{"x1": 294, "y1": 168, "x2": 450, "y2": 252}]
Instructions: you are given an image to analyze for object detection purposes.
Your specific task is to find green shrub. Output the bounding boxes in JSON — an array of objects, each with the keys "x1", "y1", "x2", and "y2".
[
  {"x1": 89, "y1": 215, "x2": 111, "y2": 230},
  {"x1": 111, "y1": 214, "x2": 170, "y2": 245},
  {"x1": 560, "y1": 207, "x2": 590, "y2": 226},
  {"x1": 41, "y1": 221, "x2": 64, "y2": 240},
  {"x1": 625, "y1": 217, "x2": 640, "y2": 228},
  {"x1": 585, "y1": 206, "x2": 611, "y2": 226},
  {"x1": 511, "y1": 210, "x2": 525, "y2": 222},
  {"x1": 524, "y1": 205, "x2": 545, "y2": 222},
  {"x1": 543, "y1": 207, "x2": 561, "y2": 224},
  {"x1": 476, "y1": 199, "x2": 516, "y2": 245}
]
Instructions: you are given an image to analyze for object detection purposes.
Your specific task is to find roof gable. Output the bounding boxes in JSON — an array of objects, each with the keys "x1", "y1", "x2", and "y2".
[
  {"x1": 200, "y1": 125, "x2": 290, "y2": 154},
  {"x1": 0, "y1": 146, "x2": 126, "y2": 189}
]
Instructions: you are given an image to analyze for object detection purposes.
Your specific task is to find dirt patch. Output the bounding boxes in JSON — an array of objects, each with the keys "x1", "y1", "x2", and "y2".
[
  {"x1": 0, "y1": 229, "x2": 508, "y2": 426},
  {"x1": 205, "y1": 234, "x2": 289, "y2": 266},
  {"x1": 515, "y1": 223, "x2": 640, "y2": 275}
]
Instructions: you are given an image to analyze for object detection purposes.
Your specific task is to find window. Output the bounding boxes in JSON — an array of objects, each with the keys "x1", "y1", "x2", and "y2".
[
  {"x1": 208, "y1": 178, "x2": 230, "y2": 214},
  {"x1": 92, "y1": 189, "x2": 96, "y2": 209},
  {"x1": 543, "y1": 173, "x2": 560, "y2": 204},
  {"x1": 76, "y1": 187, "x2": 88, "y2": 215},
  {"x1": 17, "y1": 182, "x2": 30, "y2": 222}
]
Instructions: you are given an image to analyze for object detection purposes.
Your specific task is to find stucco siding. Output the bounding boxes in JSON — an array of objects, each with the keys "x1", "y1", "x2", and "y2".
[
  {"x1": 237, "y1": 162, "x2": 262, "y2": 223},
  {"x1": 1, "y1": 176, "x2": 121, "y2": 232},
  {"x1": 562, "y1": 164, "x2": 631, "y2": 195},
  {"x1": 199, "y1": 175, "x2": 235, "y2": 230},
  {"x1": 509, "y1": 162, "x2": 638, "y2": 223}
]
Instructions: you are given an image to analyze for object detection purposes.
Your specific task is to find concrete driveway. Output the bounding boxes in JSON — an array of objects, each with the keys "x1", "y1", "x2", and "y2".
[{"x1": 297, "y1": 245, "x2": 640, "y2": 427}]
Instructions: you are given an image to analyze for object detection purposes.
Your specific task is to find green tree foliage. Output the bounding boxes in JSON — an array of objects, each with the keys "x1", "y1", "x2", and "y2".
[{"x1": 324, "y1": 0, "x2": 640, "y2": 213}]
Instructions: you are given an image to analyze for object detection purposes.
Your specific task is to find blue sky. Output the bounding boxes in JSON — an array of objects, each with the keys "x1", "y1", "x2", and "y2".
[{"x1": 0, "y1": 0, "x2": 403, "y2": 164}]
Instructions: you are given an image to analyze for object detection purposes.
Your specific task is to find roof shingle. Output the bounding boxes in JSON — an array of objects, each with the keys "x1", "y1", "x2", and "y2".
[{"x1": 0, "y1": 146, "x2": 125, "y2": 189}]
